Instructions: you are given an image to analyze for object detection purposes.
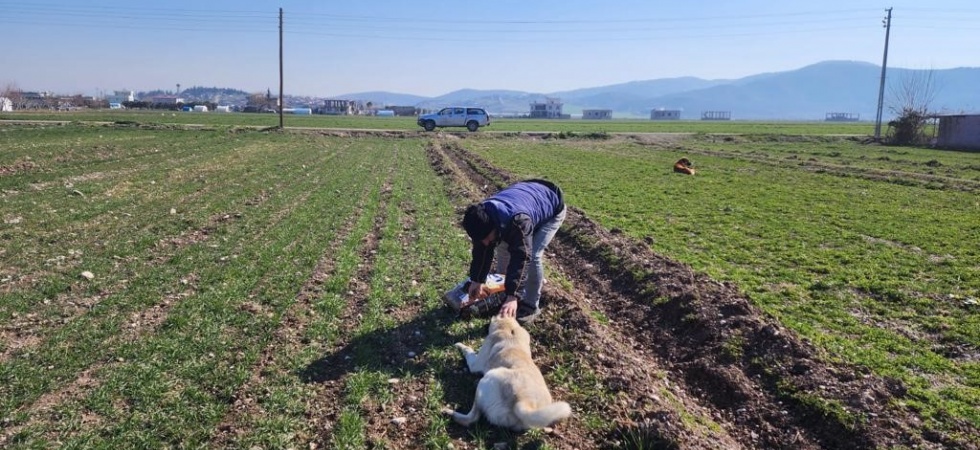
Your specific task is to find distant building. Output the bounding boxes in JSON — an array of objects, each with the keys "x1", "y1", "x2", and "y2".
[
  {"x1": 387, "y1": 105, "x2": 419, "y2": 116},
  {"x1": 530, "y1": 97, "x2": 565, "y2": 119},
  {"x1": 701, "y1": 111, "x2": 731, "y2": 121},
  {"x1": 582, "y1": 109, "x2": 612, "y2": 120},
  {"x1": 826, "y1": 112, "x2": 860, "y2": 122},
  {"x1": 651, "y1": 108, "x2": 681, "y2": 120},
  {"x1": 146, "y1": 95, "x2": 184, "y2": 105},
  {"x1": 20, "y1": 91, "x2": 49, "y2": 109},
  {"x1": 320, "y1": 99, "x2": 357, "y2": 115},
  {"x1": 106, "y1": 90, "x2": 135, "y2": 104},
  {"x1": 0, "y1": 97, "x2": 12, "y2": 112},
  {"x1": 935, "y1": 114, "x2": 980, "y2": 151}
]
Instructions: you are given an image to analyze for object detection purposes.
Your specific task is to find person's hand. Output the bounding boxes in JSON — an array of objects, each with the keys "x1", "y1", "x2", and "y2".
[
  {"x1": 467, "y1": 282, "x2": 487, "y2": 300},
  {"x1": 498, "y1": 297, "x2": 518, "y2": 318}
]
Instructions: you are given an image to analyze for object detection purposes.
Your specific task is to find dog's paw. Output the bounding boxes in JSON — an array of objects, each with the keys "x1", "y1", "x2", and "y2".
[
  {"x1": 454, "y1": 342, "x2": 472, "y2": 352},
  {"x1": 441, "y1": 407, "x2": 457, "y2": 416}
]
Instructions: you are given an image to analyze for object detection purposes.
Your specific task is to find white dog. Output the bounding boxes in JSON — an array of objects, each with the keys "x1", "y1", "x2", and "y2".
[{"x1": 444, "y1": 316, "x2": 572, "y2": 430}]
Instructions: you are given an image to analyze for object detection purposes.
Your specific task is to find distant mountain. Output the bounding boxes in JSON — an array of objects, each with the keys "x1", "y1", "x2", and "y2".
[
  {"x1": 335, "y1": 61, "x2": 980, "y2": 120},
  {"x1": 553, "y1": 77, "x2": 731, "y2": 114}
]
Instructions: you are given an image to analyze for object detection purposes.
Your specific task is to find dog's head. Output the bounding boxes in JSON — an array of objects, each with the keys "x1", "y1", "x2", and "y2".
[
  {"x1": 489, "y1": 315, "x2": 521, "y2": 335},
  {"x1": 676, "y1": 158, "x2": 692, "y2": 166}
]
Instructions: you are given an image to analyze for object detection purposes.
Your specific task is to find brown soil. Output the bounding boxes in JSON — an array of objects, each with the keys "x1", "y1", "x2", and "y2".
[{"x1": 425, "y1": 139, "x2": 973, "y2": 449}]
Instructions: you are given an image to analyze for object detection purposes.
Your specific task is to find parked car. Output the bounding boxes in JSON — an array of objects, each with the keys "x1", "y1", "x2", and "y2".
[{"x1": 417, "y1": 107, "x2": 490, "y2": 132}]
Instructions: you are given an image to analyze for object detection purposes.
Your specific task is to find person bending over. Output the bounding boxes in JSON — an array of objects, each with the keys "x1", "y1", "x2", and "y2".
[{"x1": 461, "y1": 179, "x2": 566, "y2": 323}]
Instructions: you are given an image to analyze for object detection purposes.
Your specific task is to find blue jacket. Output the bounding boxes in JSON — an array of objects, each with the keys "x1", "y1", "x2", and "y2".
[{"x1": 468, "y1": 180, "x2": 564, "y2": 298}]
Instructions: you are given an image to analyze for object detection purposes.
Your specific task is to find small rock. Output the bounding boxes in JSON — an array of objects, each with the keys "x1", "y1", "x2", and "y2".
[
  {"x1": 407, "y1": 351, "x2": 416, "y2": 358},
  {"x1": 170, "y1": 208, "x2": 177, "y2": 215},
  {"x1": 391, "y1": 417, "x2": 407, "y2": 426},
  {"x1": 80, "y1": 271, "x2": 95, "y2": 280},
  {"x1": 388, "y1": 378, "x2": 400, "y2": 384}
]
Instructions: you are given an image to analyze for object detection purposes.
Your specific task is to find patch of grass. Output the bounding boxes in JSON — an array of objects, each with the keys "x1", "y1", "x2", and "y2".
[
  {"x1": 331, "y1": 408, "x2": 367, "y2": 449},
  {"x1": 720, "y1": 334, "x2": 747, "y2": 362},
  {"x1": 777, "y1": 380, "x2": 866, "y2": 432}
]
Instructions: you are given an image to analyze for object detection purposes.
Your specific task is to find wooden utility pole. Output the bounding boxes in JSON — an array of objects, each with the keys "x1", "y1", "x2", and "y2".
[
  {"x1": 279, "y1": 7, "x2": 284, "y2": 130},
  {"x1": 874, "y1": 7, "x2": 893, "y2": 141}
]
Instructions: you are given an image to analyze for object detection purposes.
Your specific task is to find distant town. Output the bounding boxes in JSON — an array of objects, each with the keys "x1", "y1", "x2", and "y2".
[{"x1": 1, "y1": 86, "x2": 704, "y2": 120}]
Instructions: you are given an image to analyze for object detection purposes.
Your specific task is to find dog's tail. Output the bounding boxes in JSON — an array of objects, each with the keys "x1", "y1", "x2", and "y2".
[{"x1": 514, "y1": 400, "x2": 572, "y2": 428}]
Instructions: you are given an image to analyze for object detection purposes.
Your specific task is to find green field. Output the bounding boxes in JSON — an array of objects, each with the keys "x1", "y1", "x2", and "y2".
[
  {"x1": 1, "y1": 116, "x2": 977, "y2": 448},
  {"x1": 1, "y1": 109, "x2": 877, "y2": 135}
]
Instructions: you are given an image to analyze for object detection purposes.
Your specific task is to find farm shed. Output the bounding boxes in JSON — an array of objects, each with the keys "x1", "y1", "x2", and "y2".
[
  {"x1": 826, "y1": 112, "x2": 860, "y2": 122},
  {"x1": 701, "y1": 111, "x2": 732, "y2": 121},
  {"x1": 935, "y1": 114, "x2": 980, "y2": 151},
  {"x1": 582, "y1": 109, "x2": 612, "y2": 120},
  {"x1": 651, "y1": 108, "x2": 681, "y2": 120}
]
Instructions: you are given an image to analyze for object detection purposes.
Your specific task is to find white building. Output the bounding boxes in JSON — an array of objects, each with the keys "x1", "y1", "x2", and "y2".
[
  {"x1": 651, "y1": 108, "x2": 681, "y2": 120},
  {"x1": 105, "y1": 90, "x2": 135, "y2": 104},
  {"x1": 320, "y1": 99, "x2": 357, "y2": 115},
  {"x1": 936, "y1": 114, "x2": 980, "y2": 150},
  {"x1": 530, "y1": 97, "x2": 564, "y2": 119},
  {"x1": 582, "y1": 109, "x2": 612, "y2": 120},
  {"x1": 0, "y1": 97, "x2": 12, "y2": 112},
  {"x1": 147, "y1": 95, "x2": 184, "y2": 105}
]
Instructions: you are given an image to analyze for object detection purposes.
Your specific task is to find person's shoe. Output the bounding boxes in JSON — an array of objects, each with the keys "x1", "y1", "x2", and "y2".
[{"x1": 516, "y1": 305, "x2": 541, "y2": 324}]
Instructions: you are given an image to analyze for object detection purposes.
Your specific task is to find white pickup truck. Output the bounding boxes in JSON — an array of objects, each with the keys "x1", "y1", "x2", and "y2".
[{"x1": 417, "y1": 107, "x2": 491, "y2": 132}]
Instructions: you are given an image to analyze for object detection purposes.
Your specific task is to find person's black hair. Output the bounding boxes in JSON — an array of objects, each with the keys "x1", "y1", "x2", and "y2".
[{"x1": 461, "y1": 203, "x2": 494, "y2": 242}]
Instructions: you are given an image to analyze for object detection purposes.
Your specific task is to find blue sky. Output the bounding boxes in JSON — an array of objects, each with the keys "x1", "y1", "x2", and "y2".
[{"x1": 2, "y1": 0, "x2": 978, "y2": 97}]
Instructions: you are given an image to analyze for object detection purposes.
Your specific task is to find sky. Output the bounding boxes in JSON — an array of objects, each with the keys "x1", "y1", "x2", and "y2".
[{"x1": 2, "y1": 0, "x2": 979, "y2": 98}]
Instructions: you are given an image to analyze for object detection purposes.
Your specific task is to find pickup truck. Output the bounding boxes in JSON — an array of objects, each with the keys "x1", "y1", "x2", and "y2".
[{"x1": 417, "y1": 107, "x2": 490, "y2": 132}]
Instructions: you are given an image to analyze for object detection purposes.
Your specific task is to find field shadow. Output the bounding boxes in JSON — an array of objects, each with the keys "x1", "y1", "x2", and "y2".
[{"x1": 298, "y1": 306, "x2": 477, "y2": 384}]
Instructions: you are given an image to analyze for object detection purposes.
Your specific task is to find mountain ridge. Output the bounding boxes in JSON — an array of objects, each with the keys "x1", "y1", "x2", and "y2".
[{"x1": 337, "y1": 60, "x2": 980, "y2": 119}]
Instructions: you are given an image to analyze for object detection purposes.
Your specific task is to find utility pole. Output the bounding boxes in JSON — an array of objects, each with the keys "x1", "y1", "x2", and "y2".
[
  {"x1": 279, "y1": 7, "x2": 284, "y2": 130},
  {"x1": 874, "y1": 7, "x2": 893, "y2": 141}
]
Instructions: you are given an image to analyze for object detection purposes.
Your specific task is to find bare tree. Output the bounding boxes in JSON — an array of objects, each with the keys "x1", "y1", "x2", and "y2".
[{"x1": 886, "y1": 68, "x2": 940, "y2": 146}]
